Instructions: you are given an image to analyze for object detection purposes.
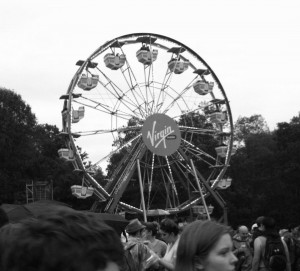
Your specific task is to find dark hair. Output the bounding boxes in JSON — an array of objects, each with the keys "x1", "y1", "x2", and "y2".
[
  {"x1": 175, "y1": 220, "x2": 231, "y2": 271},
  {"x1": 160, "y1": 218, "x2": 179, "y2": 236},
  {"x1": 0, "y1": 210, "x2": 124, "y2": 271},
  {"x1": 261, "y1": 217, "x2": 276, "y2": 230},
  {"x1": 256, "y1": 216, "x2": 265, "y2": 227},
  {"x1": 144, "y1": 221, "x2": 159, "y2": 236}
]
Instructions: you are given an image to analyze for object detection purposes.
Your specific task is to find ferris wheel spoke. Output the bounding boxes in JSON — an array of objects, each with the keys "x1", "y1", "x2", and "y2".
[
  {"x1": 141, "y1": 42, "x2": 157, "y2": 115},
  {"x1": 173, "y1": 154, "x2": 193, "y2": 175},
  {"x1": 73, "y1": 98, "x2": 135, "y2": 121},
  {"x1": 182, "y1": 147, "x2": 216, "y2": 168},
  {"x1": 179, "y1": 125, "x2": 219, "y2": 135},
  {"x1": 164, "y1": 156, "x2": 179, "y2": 205},
  {"x1": 162, "y1": 77, "x2": 198, "y2": 114},
  {"x1": 95, "y1": 67, "x2": 146, "y2": 119},
  {"x1": 148, "y1": 43, "x2": 157, "y2": 104},
  {"x1": 171, "y1": 153, "x2": 202, "y2": 192},
  {"x1": 155, "y1": 157, "x2": 171, "y2": 208},
  {"x1": 161, "y1": 166, "x2": 178, "y2": 208},
  {"x1": 154, "y1": 60, "x2": 175, "y2": 113},
  {"x1": 95, "y1": 67, "x2": 138, "y2": 109},
  {"x1": 167, "y1": 157, "x2": 190, "y2": 192},
  {"x1": 73, "y1": 125, "x2": 142, "y2": 137},
  {"x1": 105, "y1": 142, "x2": 148, "y2": 213},
  {"x1": 159, "y1": 84, "x2": 187, "y2": 114},
  {"x1": 119, "y1": 47, "x2": 150, "y2": 117},
  {"x1": 180, "y1": 138, "x2": 220, "y2": 164},
  {"x1": 176, "y1": 147, "x2": 212, "y2": 195},
  {"x1": 171, "y1": 102, "x2": 208, "y2": 120},
  {"x1": 105, "y1": 138, "x2": 144, "y2": 191},
  {"x1": 156, "y1": 48, "x2": 190, "y2": 113},
  {"x1": 142, "y1": 66, "x2": 156, "y2": 116},
  {"x1": 140, "y1": 47, "x2": 157, "y2": 117},
  {"x1": 86, "y1": 133, "x2": 142, "y2": 171},
  {"x1": 147, "y1": 153, "x2": 155, "y2": 210}
]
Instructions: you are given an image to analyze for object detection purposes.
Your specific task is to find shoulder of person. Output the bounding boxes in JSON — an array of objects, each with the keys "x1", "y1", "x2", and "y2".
[
  {"x1": 136, "y1": 241, "x2": 152, "y2": 253},
  {"x1": 157, "y1": 239, "x2": 167, "y2": 246},
  {"x1": 255, "y1": 235, "x2": 264, "y2": 242},
  {"x1": 254, "y1": 235, "x2": 266, "y2": 246}
]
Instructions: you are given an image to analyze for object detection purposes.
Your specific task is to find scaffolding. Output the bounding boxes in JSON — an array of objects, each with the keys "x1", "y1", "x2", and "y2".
[{"x1": 26, "y1": 180, "x2": 53, "y2": 204}]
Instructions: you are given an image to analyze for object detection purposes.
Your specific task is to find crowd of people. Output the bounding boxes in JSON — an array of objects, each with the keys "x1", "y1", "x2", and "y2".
[{"x1": 0, "y1": 204, "x2": 299, "y2": 271}]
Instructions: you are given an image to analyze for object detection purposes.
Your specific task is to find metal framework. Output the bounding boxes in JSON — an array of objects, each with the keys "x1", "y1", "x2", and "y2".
[{"x1": 59, "y1": 33, "x2": 234, "y2": 222}]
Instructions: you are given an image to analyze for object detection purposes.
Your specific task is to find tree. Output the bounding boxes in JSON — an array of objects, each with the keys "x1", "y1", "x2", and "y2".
[
  {"x1": 0, "y1": 88, "x2": 82, "y2": 206},
  {"x1": 234, "y1": 114, "x2": 270, "y2": 146},
  {"x1": 227, "y1": 113, "x2": 300, "y2": 227},
  {"x1": 0, "y1": 88, "x2": 37, "y2": 202}
]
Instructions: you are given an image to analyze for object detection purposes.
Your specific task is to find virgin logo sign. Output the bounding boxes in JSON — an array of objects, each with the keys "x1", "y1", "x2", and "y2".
[
  {"x1": 147, "y1": 121, "x2": 174, "y2": 149},
  {"x1": 142, "y1": 114, "x2": 181, "y2": 156}
]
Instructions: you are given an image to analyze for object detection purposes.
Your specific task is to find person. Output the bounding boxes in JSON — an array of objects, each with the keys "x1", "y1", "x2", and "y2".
[
  {"x1": 174, "y1": 219, "x2": 237, "y2": 271},
  {"x1": 124, "y1": 218, "x2": 157, "y2": 271},
  {"x1": 285, "y1": 224, "x2": 300, "y2": 271},
  {"x1": 157, "y1": 218, "x2": 180, "y2": 270},
  {"x1": 143, "y1": 221, "x2": 167, "y2": 258},
  {"x1": 251, "y1": 216, "x2": 290, "y2": 271},
  {"x1": 250, "y1": 216, "x2": 265, "y2": 249},
  {"x1": 143, "y1": 221, "x2": 167, "y2": 271},
  {"x1": 0, "y1": 210, "x2": 124, "y2": 271},
  {"x1": 233, "y1": 225, "x2": 253, "y2": 271}
]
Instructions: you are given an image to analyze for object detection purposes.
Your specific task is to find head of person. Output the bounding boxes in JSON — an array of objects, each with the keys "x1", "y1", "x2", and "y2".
[
  {"x1": 143, "y1": 221, "x2": 159, "y2": 239},
  {"x1": 0, "y1": 210, "x2": 123, "y2": 271},
  {"x1": 237, "y1": 225, "x2": 249, "y2": 241},
  {"x1": 260, "y1": 216, "x2": 276, "y2": 232},
  {"x1": 175, "y1": 220, "x2": 237, "y2": 271},
  {"x1": 160, "y1": 218, "x2": 179, "y2": 244},
  {"x1": 288, "y1": 223, "x2": 299, "y2": 237},
  {"x1": 125, "y1": 218, "x2": 145, "y2": 237}
]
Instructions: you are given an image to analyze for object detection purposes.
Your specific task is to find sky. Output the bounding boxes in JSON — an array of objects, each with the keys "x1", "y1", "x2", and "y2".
[{"x1": 1, "y1": 0, "x2": 299, "y2": 133}]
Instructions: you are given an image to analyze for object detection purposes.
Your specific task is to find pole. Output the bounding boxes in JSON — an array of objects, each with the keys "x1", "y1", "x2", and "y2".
[
  {"x1": 190, "y1": 159, "x2": 211, "y2": 220},
  {"x1": 137, "y1": 159, "x2": 147, "y2": 222}
]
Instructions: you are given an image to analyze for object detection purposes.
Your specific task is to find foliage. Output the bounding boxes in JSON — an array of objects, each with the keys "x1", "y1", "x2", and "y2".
[
  {"x1": 0, "y1": 88, "x2": 81, "y2": 206},
  {"x1": 0, "y1": 88, "x2": 37, "y2": 202},
  {"x1": 234, "y1": 114, "x2": 270, "y2": 146},
  {"x1": 226, "y1": 113, "x2": 300, "y2": 228}
]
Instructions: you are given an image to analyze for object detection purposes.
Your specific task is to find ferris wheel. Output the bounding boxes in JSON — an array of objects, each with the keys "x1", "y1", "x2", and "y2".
[{"x1": 59, "y1": 33, "x2": 235, "y2": 218}]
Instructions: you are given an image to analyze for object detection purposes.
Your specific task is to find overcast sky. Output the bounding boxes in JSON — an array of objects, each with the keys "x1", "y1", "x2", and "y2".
[{"x1": 1, "y1": 0, "x2": 299, "y2": 131}]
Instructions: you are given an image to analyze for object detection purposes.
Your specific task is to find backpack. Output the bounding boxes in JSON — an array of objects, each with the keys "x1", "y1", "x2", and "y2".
[
  {"x1": 264, "y1": 236, "x2": 287, "y2": 271},
  {"x1": 235, "y1": 250, "x2": 246, "y2": 271},
  {"x1": 122, "y1": 244, "x2": 138, "y2": 271}
]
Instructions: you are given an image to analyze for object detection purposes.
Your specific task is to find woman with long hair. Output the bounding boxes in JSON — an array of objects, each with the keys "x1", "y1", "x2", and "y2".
[{"x1": 174, "y1": 220, "x2": 237, "y2": 271}]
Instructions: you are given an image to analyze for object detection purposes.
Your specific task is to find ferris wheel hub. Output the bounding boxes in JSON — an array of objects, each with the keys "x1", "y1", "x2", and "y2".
[{"x1": 141, "y1": 113, "x2": 181, "y2": 156}]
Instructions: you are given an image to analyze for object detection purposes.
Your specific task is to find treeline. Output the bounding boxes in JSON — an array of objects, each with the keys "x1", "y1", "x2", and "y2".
[
  {"x1": 0, "y1": 87, "x2": 98, "y2": 209},
  {"x1": 1, "y1": 87, "x2": 299, "y2": 226},
  {"x1": 224, "y1": 114, "x2": 300, "y2": 227}
]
